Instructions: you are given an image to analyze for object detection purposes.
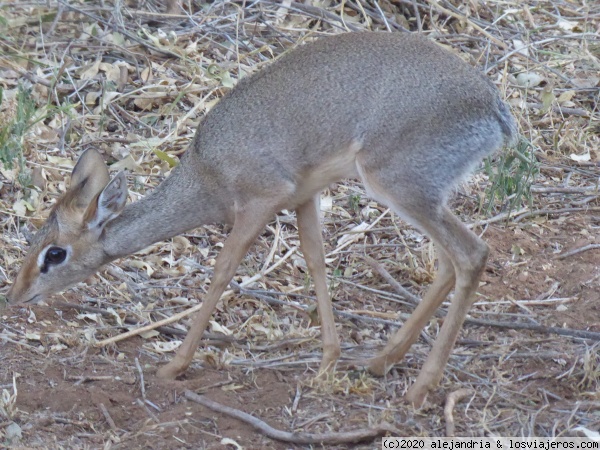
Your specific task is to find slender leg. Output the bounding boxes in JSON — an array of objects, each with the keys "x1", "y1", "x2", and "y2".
[
  {"x1": 296, "y1": 196, "x2": 341, "y2": 372},
  {"x1": 356, "y1": 140, "x2": 493, "y2": 407},
  {"x1": 368, "y1": 249, "x2": 455, "y2": 376},
  {"x1": 360, "y1": 169, "x2": 486, "y2": 407},
  {"x1": 403, "y1": 208, "x2": 488, "y2": 407},
  {"x1": 157, "y1": 203, "x2": 275, "y2": 380}
]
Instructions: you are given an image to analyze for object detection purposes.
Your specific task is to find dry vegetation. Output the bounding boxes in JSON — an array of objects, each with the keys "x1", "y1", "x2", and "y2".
[{"x1": 0, "y1": 0, "x2": 599, "y2": 448}]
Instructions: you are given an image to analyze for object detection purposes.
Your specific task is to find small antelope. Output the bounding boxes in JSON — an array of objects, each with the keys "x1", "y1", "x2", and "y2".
[{"x1": 7, "y1": 32, "x2": 516, "y2": 407}]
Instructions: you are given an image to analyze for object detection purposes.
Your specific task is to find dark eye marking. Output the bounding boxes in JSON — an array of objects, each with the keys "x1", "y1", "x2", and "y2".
[{"x1": 41, "y1": 247, "x2": 68, "y2": 273}]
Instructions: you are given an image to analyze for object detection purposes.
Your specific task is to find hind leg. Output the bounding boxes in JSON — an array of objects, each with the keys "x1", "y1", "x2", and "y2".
[
  {"x1": 357, "y1": 159, "x2": 488, "y2": 407},
  {"x1": 368, "y1": 248, "x2": 455, "y2": 376},
  {"x1": 402, "y1": 208, "x2": 488, "y2": 407}
]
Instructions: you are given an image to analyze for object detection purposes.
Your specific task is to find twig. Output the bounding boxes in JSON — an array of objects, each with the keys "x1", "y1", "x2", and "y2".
[
  {"x1": 373, "y1": 1, "x2": 392, "y2": 31},
  {"x1": 99, "y1": 403, "x2": 119, "y2": 434},
  {"x1": 361, "y1": 255, "x2": 420, "y2": 306},
  {"x1": 95, "y1": 302, "x2": 205, "y2": 347},
  {"x1": 135, "y1": 357, "x2": 146, "y2": 400},
  {"x1": 556, "y1": 244, "x2": 600, "y2": 260},
  {"x1": 54, "y1": 301, "x2": 235, "y2": 343},
  {"x1": 264, "y1": 1, "x2": 362, "y2": 32},
  {"x1": 464, "y1": 318, "x2": 600, "y2": 341},
  {"x1": 184, "y1": 390, "x2": 398, "y2": 444},
  {"x1": 230, "y1": 283, "x2": 600, "y2": 342},
  {"x1": 327, "y1": 208, "x2": 391, "y2": 256},
  {"x1": 94, "y1": 247, "x2": 296, "y2": 347},
  {"x1": 230, "y1": 281, "x2": 410, "y2": 327},
  {"x1": 444, "y1": 388, "x2": 474, "y2": 437},
  {"x1": 513, "y1": 206, "x2": 600, "y2": 222},
  {"x1": 412, "y1": 0, "x2": 423, "y2": 32},
  {"x1": 67, "y1": 374, "x2": 136, "y2": 385},
  {"x1": 423, "y1": 0, "x2": 509, "y2": 49},
  {"x1": 467, "y1": 207, "x2": 529, "y2": 228},
  {"x1": 531, "y1": 186, "x2": 599, "y2": 194},
  {"x1": 136, "y1": 398, "x2": 159, "y2": 423},
  {"x1": 526, "y1": 103, "x2": 591, "y2": 118},
  {"x1": 56, "y1": 0, "x2": 185, "y2": 60},
  {"x1": 53, "y1": 301, "x2": 188, "y2": 338}
]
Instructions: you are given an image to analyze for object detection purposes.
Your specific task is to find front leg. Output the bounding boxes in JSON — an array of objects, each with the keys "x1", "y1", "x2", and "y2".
[
  {"x1": 157, "y1": 202, "x2": 276, "y2": 379},
  {"x1": 296, "y1": 196, "x2": 341, "y2": 374}
]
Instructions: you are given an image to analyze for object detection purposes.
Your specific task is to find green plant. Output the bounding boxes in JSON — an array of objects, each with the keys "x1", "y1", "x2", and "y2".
[
  {"x1": 483, "y1": 137, "x2": 538, "y2": 216},
  {"x1": 0, "y1": 85, "x2": 37, "y2": 186},
  {"x1": 348, "y1": 193, "x2": 361, "y2": 213}
]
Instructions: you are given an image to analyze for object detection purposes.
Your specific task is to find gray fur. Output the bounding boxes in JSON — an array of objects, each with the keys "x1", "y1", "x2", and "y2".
[{"x1": 9, "y1": 33, "x2": 517, "y2": 403}]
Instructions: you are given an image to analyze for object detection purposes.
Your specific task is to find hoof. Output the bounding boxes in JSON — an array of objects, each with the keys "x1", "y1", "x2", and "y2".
[
  {"x1": 404, "y1": 383, "x2": 429, "y2": 409},
  {"x1": 156, "y1": 362, "x2": 185, "y2": 380},
  {"x1": 318, "y1": 359, "x2": 338, "y2": 375},
  {"x1": 367, "y1": 356, "x2": 388, "y2": 377}
]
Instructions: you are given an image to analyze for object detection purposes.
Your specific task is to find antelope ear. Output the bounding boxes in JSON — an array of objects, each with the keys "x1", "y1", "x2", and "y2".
[
  {"x1": 69, "y1": 149, "x2": 110, "y2": 209},
  {"x1": 84, "y1": 171, "x2": 128, "y2": 233}
]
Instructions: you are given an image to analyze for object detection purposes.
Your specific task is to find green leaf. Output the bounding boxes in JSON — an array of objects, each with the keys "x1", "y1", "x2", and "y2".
[{"x1": 153, "y1": 149, "x2": 178, "y2": 168}]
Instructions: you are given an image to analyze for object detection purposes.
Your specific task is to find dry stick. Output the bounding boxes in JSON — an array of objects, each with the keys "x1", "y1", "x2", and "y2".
[
  {"x1": 183, "y1": 390, "x2": 398, "y2": 445},
  {"x1": 526, "y1": 103, "x2": 591, "y2": 118},
  {"x1": 99, "y1": 403, "x2": 119, "y2": 434},
  {"x1": 444, "y1": 388, "x2": 475, "y2": 437},
  {"x1": 423, "y1": 0, "x2": 509, "y2": 49},
  {"x1": 464, "y1": 318, "x2": 600, "y2": 341},
  {"x1": 234, "y1": 283, "x2": 600, "y2": 344},
  {"x1": 1, "y1": 61, "x2": 73, "y2": 93},
  {"x1": 348, "y1": 260, "x2": 600, "y2": 341},
  {"x1": 354, "y1": 296, "x2": 600, "y2": 341},
  {"x1": 556, "y1": 244, "x2": 600, "y2": 260},
  {"x1": 135, "y1": 357, "x2": 146, "y2": 400},
  {"x1": 56, "y1": 0, "x2": 184, "y2": 60},
  {"x1": 327, "y1": 208, "x2": 391, "y2": 257},
  {"x1": 53, "y1": 301, "x2": 232, "y2": 341},
  {"x1": 139, "y1": 281, "x2": 600, "y2": 347},
  {"x1": 467, "y1": 207, "x2": 529, "y2": 229},
  {"x1": 531, "y1": 186, "x2": 599, "y2": 194},
  {"x1": 263, "y1": 1, "x2": 361, "y2": 32},
  {"x1": 412, "y1": 0, "x2": 423, "y2": 32},
  {"x1": 513, "y1": 206, "x2": 600, "y2": 223},
  {"x1": 67, "y1": 375, "x2": 129, "y2": 386},
  {"x1": 346, "y1": 0, "x2": 409, "y2": 32},
  {"x1": 94, "y1": 231, "x2": 600, "y2": 347},
  {"x1": 361, "y1": 255, "x2": 420, "y2": 306},
  {"x1": 94, "y1": 300, "x2": 201, "y2": 347},
  {"x1": 94, "y1": 247, "x2": 297, "y2": 347}
]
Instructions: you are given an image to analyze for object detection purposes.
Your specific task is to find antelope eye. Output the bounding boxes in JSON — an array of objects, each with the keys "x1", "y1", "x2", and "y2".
[{"x1": 45, "y1": 247, "x2": 67, "y2": 265}]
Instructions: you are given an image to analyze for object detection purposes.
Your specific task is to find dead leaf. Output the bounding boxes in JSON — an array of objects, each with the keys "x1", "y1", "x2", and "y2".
[
  {"x1": 110, "y1": 155, "x2": 141, "y2": 172},
  {"x1": 78, "y1": 60, "x2": 101, "y2": 80},
  {"x1": 557, "y1": 90, "x2": 575, "y2": 104},
  {"x1": 209, "y1": 321, "x2": 232, "y2": 335},
  {"x1": 516, "y1": 72, "x2": 544, "y2": 88},
  {"x1": 140, "y1": 330, "x2": 160, "y2": 339},
  {"x1": 570, "y1": 151, "x2": 591, "y2": 162},
  {"x1": 571, "y1": 77, "x2": 599, "y2": 89},
  {"x1": 99, "y1": 62, "x2": 122, "y2": 83}
]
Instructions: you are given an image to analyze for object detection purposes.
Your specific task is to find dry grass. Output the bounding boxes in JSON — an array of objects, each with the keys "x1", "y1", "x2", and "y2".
[{"x1": 0, "y1": 0, "x2": 599, "y2": 447}]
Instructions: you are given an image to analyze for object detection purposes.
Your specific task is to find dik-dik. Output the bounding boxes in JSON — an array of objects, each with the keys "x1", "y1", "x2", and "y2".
[{"x1": 6, "y1": 32, "x2": 516, "y2": 407}]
